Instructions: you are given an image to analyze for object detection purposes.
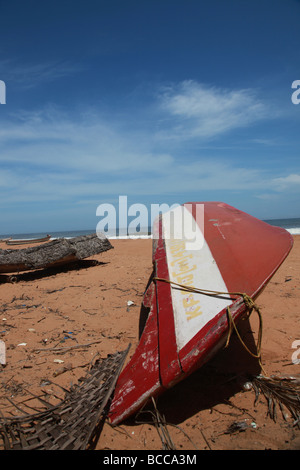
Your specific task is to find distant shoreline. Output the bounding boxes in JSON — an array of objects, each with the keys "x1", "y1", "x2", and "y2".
[{"x1": 1, "y1": 217, "x2": 300, "y2": 240}]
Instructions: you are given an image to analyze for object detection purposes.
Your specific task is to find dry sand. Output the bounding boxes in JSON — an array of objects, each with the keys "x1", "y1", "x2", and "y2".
[{"x1": 0, "y1": 236, "x2": 299, "y2": 451}]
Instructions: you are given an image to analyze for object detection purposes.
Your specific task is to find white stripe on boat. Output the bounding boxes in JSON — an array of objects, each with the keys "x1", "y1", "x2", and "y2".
[{"x1": 162, "y1": 205, "x2": 232, "y2": 351}]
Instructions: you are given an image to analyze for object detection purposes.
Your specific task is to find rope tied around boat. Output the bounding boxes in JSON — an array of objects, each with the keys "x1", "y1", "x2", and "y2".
[
  {"x1": 153, "y1": 277, "x2": 265, "y2": 373},
  {"x1": 224, "y1": 293, "x2": 264, "y2": 371},
  {"x1": 153, "y1": 277, "x2": 300, "y2": 426}
]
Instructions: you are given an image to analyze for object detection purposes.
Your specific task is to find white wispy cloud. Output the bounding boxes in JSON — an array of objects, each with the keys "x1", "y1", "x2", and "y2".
[
  {"x1": 272, "y1": 173, "x2": 300, "y2": 191},
  {"x1": 0, "y1": 80, "x2": 291, "y2": 210},
  {"x1": 0, "y1": 59, "x2": 83, "y2": 89},
  {"x1": 156, "y1": 80, "x2": 268, "y2": 140}
]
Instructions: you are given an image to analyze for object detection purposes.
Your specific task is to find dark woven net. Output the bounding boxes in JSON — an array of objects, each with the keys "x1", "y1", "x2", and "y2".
[{"x1": 0, "y1": 347, "x2": 129, "y2": 450}]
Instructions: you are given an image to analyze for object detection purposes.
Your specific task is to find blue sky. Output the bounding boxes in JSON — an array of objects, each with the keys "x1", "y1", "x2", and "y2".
[{"x1": 0, "y1": 0, "x2": 300, "y2": 234}]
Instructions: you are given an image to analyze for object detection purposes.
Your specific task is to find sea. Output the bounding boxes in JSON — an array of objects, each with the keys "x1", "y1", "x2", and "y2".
[{"x1": 0, "y1": 217, "x2": 300, "y2": 241}]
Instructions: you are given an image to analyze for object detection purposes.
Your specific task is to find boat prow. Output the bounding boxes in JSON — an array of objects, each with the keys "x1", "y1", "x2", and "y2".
[{"x1": 108, "y1": 202, "x2": 293, "y2": 425}]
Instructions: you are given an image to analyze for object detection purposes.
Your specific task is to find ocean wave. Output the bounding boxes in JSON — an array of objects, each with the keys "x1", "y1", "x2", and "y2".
[{"x1": 287, "y1": 228, "x2": 300, "y2": 235}]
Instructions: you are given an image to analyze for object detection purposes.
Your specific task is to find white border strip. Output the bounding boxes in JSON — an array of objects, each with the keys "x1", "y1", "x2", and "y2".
[{"x1": 163, "y1": 205, "x2": 232, "y2": 350}]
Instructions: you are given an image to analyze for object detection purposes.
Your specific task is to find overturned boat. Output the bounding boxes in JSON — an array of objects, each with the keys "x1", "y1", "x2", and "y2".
[
  {"x1": 6, "y1": 235, "x2": 51, "y2": 245},
  {"x1": 0, "y1": 233, "x2": 112, "y2": 273},
  {"x1": 108, "y1": 201, "x2": 293, "y2": 425}
]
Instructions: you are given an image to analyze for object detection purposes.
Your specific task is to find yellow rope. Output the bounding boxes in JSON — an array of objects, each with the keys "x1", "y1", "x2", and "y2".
[{"x1": 153, "y1": 276, "x2": 266, "y2": 374}]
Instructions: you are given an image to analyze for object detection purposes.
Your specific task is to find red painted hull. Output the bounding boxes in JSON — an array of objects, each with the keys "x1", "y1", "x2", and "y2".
[{"x1": 108, "y1": 202, "x2": 293, "y2": 425}]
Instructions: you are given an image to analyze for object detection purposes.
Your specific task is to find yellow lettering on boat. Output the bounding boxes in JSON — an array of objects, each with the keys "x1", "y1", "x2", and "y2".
[
  {"x1": 170, "y1": 254, "x2": 193, "y2": 267},
  {"x1": 177, "y1": 273, "x2": 194, "y2": 285},
  {"x1": 182, "y1": 294, "x2": 199, "y2": 309},
  {"x1": 171, "y1": 264, "x2": 196, "y2": 278},
  {"x1": 182, "y1": 294, "x2": 203, "y2": 320},
  {"x1": 187, "y1": 305, "x2": 203, "y2": 321},
  {"x1": 168, "y1": 238, "x2": 202, "y2": 321}
]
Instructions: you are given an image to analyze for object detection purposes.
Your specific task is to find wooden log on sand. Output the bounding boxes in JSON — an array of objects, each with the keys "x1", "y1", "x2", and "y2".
[{"x1": 0, "y1": 233, "x2": 112, "y2": 273}]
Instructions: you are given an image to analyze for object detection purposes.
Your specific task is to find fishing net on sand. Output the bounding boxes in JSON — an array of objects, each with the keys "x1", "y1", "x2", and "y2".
[{"x1": 0, "y1": 347, "x2": 129, "y2": 450}]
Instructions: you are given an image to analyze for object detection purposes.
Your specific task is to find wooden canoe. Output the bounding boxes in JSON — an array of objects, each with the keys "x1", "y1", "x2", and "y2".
[
  {"x1": 108, "y1": 202, "x2": 293, "y2": 425},
  {"x1": 6, "y1": 235, "x2": 51, "y2": 245}
]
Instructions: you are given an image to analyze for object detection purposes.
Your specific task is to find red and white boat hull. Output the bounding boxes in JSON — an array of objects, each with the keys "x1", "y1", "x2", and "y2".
[{"x1": 109, "y1": 202, "x2": 293, "y2": 425}]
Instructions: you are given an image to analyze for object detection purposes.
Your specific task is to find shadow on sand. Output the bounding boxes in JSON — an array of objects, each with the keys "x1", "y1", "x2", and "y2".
[
  {"x1": 0, "y1": 259, "x2": 108, "y2": 284},
  {"x1": 132, "y1": 307, "x2": 261, "y2": 426}
]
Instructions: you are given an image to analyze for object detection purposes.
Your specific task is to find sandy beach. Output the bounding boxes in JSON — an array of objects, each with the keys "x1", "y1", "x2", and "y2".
[{"x1": 0, "y1": 235, "x2": 299, "y2": 450}]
